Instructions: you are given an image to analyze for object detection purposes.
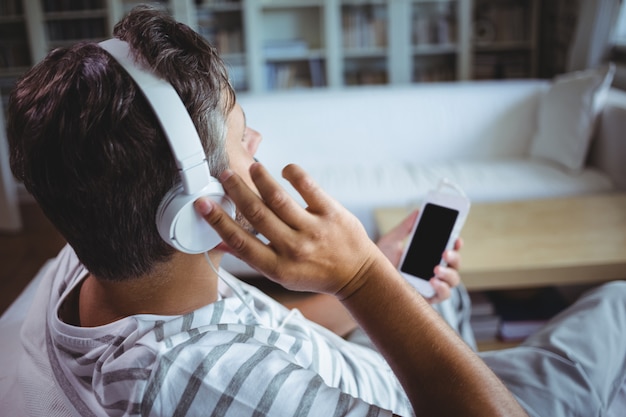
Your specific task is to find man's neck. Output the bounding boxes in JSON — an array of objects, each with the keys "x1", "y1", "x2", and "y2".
[{"x1": 77, "y1": 251, "x2": 223, "y2": 327}]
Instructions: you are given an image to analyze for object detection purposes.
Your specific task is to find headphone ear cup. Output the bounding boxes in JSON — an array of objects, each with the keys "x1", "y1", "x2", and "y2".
[{"x1": 156, "y1": 180, "x2": 235, "y2": 254}]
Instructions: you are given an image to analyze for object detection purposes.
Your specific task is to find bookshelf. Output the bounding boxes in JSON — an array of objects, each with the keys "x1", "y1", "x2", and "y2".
[
  {"x1": 40, "y1": 2, "x2": 109, "y2": 49},
  {"x1": 196, "y1": 0, "x2": 248, "y2": 91},
  {"x1": 341, "y1": 1, "x2": 389, "y2": 86},
  {"x1": 241, "y1": 0, "x2": 538, "y2": 92},
  {"x1": 258, "y1": 1, "x2": 327, "y2": 90},
  {"x1": 22, "y1": 0, "x2": 111, "y2": 65},
  {"x1": 410, "y1": 0, "x2": 472, "y2": 82},
  {"x1": 472, "y1": 0, "x2": 539, "y2": 79},
  {"x1": 0, "y1": 0, "x2": 541, "y2": 94}
]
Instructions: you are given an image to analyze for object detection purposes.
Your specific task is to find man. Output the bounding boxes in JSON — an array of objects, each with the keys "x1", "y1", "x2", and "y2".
[{"x1": 7, "y1": 5, "x2": 624, "y2": 417}]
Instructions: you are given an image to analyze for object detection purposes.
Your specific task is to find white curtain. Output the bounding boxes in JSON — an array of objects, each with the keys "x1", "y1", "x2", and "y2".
[
  {"x1": 0, "y1": 97, "x2": 22, "y2": 232},
  {"x1": 567, "y1": 0, "x2": 622, "y2": 71},
  {"x1": 613, "y1": 2, "x2": 626, "y2": 44}
]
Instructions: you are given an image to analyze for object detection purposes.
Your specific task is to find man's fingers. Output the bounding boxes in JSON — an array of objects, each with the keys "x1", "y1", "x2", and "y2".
[
  {"x1": 219, "y1": 166, "x2": 294, "y2": 241},
  {"x1": 428, "y1": 278, "x2": 451, "y2": 304},
  {"x1": 434, "y1": 264, "x2": 461, "y2": 289},
  {"x1": 194, "y1": 196, "x2": 274, "y2": 273},
  {"x1": 248, "y1": 163, "x2": 311, "y2": 230},
  {"x1": 443, "y1": 249, "x2": 462, "y2": 270},
  {"x1": 281, "y1": 164, "x2": 340, "y2": 215}
]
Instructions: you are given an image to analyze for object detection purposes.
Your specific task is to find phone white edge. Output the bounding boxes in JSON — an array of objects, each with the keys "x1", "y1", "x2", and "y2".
[{"x1": 398, "y1": 190, "x2": 471, "y2": 298}]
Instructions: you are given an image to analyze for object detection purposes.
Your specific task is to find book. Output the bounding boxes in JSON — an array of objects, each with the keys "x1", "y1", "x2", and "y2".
[
  {"x1": 469, "y1": 291, "x2": 499, "y2": 341},
  {"x1": 308, "y1": 58, "x2": 325, "y2": 87},
  {"x1": 469, "y1": 291, "x2": 495, "y2": 316},
  {"x1": 498, "y1": 320, "x2": 546, "y2": 341}
]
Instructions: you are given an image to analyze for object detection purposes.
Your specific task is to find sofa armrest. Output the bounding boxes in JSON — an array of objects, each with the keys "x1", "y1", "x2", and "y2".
[{"x1": 588, "y1": 88, "x2": 626, "y2": 190}]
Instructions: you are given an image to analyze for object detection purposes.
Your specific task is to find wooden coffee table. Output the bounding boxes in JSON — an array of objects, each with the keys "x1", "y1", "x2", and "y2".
[{"x1": 374, "y1": 193, "x2": 626, "y2": 291}]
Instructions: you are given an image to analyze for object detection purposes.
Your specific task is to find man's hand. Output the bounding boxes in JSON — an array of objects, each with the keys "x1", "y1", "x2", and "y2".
[
  {"x1": 376, "y1": 209, "x2": 464, "y2": 304},
  {"x1": 195, "y1": 162, "x2": 386, "y2": 298}
]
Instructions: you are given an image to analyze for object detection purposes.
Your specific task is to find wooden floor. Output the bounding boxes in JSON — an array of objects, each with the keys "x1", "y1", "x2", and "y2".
[{"x1": 0, "y1": 202, "x2": 66, "y2": 315}]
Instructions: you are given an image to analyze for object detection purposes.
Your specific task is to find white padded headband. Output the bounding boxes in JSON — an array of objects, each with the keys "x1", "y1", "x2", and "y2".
[{"x1": 98, "y1": 38, "x2": 212, "y2": 196}]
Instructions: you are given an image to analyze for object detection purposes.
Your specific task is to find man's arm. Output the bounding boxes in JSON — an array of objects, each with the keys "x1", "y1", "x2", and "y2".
[{"x1": 195, "y1": 163, "x2": 527, "y2": 417}]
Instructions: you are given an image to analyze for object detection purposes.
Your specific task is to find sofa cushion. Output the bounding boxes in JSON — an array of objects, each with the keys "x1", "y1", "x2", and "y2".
[
  {"x1": 299, "y1": 158, "x2": 614, "y2": 239},
  {"x1": 530, "y1": 64, "x2": 615, "y2": 172}
]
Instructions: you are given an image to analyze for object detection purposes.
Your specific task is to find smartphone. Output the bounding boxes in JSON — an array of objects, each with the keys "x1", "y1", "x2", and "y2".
[{"x1": 398, "y1": 190, "x2": 470, "y2": 297}]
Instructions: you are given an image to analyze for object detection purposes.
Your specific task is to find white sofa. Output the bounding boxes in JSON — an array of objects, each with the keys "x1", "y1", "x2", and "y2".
[{"x1": 222, "y1": 72, "x2": 626, "y2": 275}]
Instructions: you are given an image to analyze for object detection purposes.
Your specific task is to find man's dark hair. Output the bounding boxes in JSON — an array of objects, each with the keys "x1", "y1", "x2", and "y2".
[{"x1": 8, "y1": 5, "x2": 236, "y2": 281}]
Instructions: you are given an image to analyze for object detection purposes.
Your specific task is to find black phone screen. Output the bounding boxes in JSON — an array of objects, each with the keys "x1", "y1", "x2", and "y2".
[{"x1": 400, "y1": 203, "x2": 459, "y2": 279}]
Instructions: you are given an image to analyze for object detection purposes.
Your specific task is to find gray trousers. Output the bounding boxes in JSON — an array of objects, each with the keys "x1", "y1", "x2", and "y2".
[
  {"x1": 347, "y1": 281, "x2": 626, "y2": 416},
  {"x1": 479, "y1": 281, "x2": 626, "y2": 417}
]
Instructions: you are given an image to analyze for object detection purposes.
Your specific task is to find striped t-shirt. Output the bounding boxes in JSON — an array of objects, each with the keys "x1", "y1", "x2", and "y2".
[{"x1": 43, "y1": 245, "x2": 414, "y2": 416}]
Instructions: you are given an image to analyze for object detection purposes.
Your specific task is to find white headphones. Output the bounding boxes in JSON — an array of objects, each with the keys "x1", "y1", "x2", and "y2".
[{"x1": 99, "y1": 38, "x2": 235, "y2": 254}]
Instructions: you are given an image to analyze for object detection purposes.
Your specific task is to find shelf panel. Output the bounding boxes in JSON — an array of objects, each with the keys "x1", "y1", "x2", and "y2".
[
  {"x1": 0, "y1": 15, "x2": 24, "y2": 23},
  {"x1": 412, "y1": 43, "x2": 458, "y2": 55},
  {"x1": 221, "y1": 52, "x2": 247, "y2": 62},
  {"x1": 0, "y1": 67, "x2": 29, "y2": 77},
  {"x1": 261, "y1": 7, "x2": 324, "y2": 50},
  {"x1": 474, "y1": 41, "x2": 534, "y2": 52},
  {"x1": 343, "y1": 47, "x2": 387, "y2": 58},
  {"x1": 412, "y1": 0, "x2": 457, "y2": 3},
  {"x1": 342, "y1": 0, "x2": 387, "y2": 4},
  {"x1": 199, "y1": 1, "x2": 243, "y2": 12},
  {"x1": 43, "y1": 10, "x2": 109, "y2": 21},
  {"x1": 261, "y1": 0, "x2": 324, "y2": 9},
  {"x1": 47, "y1": 38, "x2": 107, "y2": 49},
  {"x1": 264, "y1": 48, "x2": 326, "y2": 62}
]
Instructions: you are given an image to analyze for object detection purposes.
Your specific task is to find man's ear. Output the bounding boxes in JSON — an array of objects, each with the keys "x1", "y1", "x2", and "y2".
[{"x1": 244, "y1": 127, "x2": 262, "y2": 157}]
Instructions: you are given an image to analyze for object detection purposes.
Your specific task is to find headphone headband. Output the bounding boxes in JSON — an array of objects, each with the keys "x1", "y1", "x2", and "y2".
[{"x1": 98, "y1": 38, "x2": 211, "y2": 195}]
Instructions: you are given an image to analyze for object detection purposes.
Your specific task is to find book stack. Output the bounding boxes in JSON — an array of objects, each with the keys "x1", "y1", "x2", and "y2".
[
  {"x1": 265, "y1": 60, "x2": 326, "y2": 90},
  {"x1": 342, "y1": 5, "x2": 387, "y2": 49},
  {"x1": 413, "y1": 14, "x2": 455, "y2": 46},
  {"x1": 474, "y1": 1, "x2": 527, "y2": 44},
  {"x1": 413, "y1": 63, "x2": 455, "y2": 82},
  {"x1": 473, "y1": 52, "x2": 530, "y2": 80},
  {"x1": 487, "y1": 287, "x2": 569, "y2": 342},
  {"x1": 469, "y1": 291, "x2": 500, "y2": 342}
]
